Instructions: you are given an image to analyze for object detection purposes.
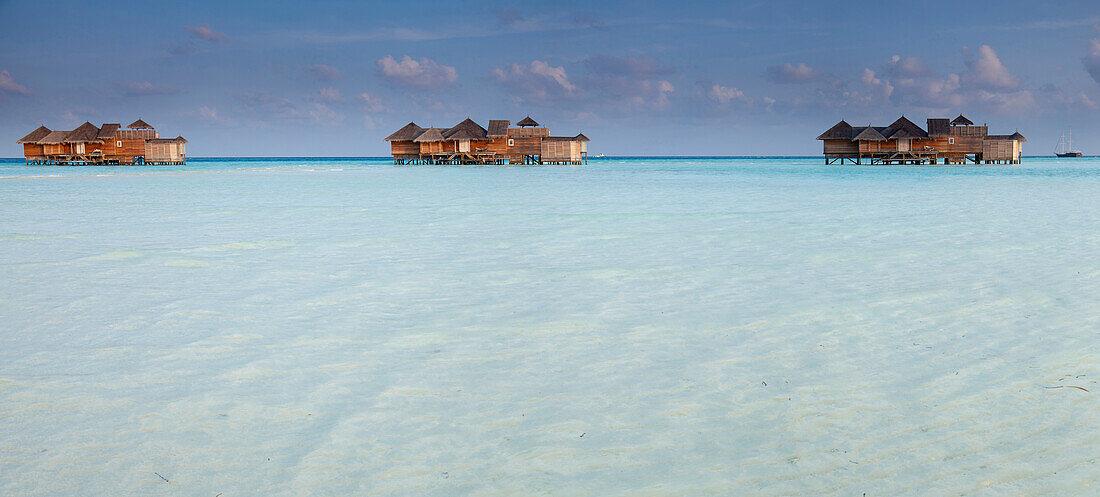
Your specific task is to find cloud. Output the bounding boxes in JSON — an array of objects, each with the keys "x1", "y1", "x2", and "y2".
[
  {"x1": 581, "y1": 54, "x2": 676, "y2": 109},
  {"x1": 358, "y1": 92, "x2": 388, "y2": 113},
  {"x1": 183, "y1": 24, "x2": 228, "y2": 42},
  {"x1": 962, "y1": 45, "x2": 1019, "y2": 90},
  {"x1": 708, "y1": 84, "x2": 750, "y2": 104},
  {"x1": 376, "y1": 55, "x2": 458, "y2": 89},
  {"x1": 168, "y1": 42, "x2": 197, "y2": 56},
  {"x1": 583, "y1": 54, "x2": 673, "y2": 78},
  {"x1": 1084, "y1": 38, "x2": 1100, "y2": 85},
  {"x1": 234, "y1": 92, "x2": 301, "y2": 120},
  {"x1": 188, "y1": 106, "x2": 235, "y2": 125},
  {"x1": 860, "y1": 68, "x2": 895, "y2": 100},
  {"x1": 498, "y1": 9, "x2": 523, "y2": 26},
  {"x1": 307, "y1": 102, "x2": 343, "y2": 124},
  {"x1": 121, "y1": 81, "x2": 180, "y2": 96},
  {"x1": 0, "y1": 70, "x2": 30, "y2": 95},
  {"x1": 492, "y1": 60, "x2": 576, "y2": 103},
  {"x1": 306, "y1": 64, "x2": 339, "y2": 82},
  {"x1": 310, "y1": 87, "x2": 342, "y2": 102},
  {"x1": 885, "y1": 55, "x2": 930, "y2": 78},
  {"x1": 765, "y1": 62, "x2": 819, "y2": 84}
]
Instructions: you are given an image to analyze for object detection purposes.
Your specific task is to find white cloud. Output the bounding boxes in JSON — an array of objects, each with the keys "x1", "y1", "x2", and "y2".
[
  {"x1": 306, "y1": 64, "x2": 340, "y2": 82},
  {"x1": 492, "y1": 60, "x2": 576, "y2": 102},
  {"x1": 1084, "y1": 39, "x2": 1100, "y2": 86},
  {"x1": 962, "y1": 45, "x2": 1019, "y2": 90},
  {"x1": 0, "y1": 70, "x2": 30, "y2": 95},
  {"x1": 183, "y1": 24, "x2": 228, "y2": 42},
  {"x1": 358, "y1": 92, "x2": 388, "y2": 113},
  {"x1": 122, "y1": 81, "x2": 180, "y2": 96},
  {"x1": 313, "y1": 87, "x2": 342, "y2": 102},
  {"x1": 708, "y1": 84, "x2": 749, "y2": 104},
  {"x1": 376, "y1": 55, "x2": 457, "y2": 89},
  {"x1": 766, "y1": 62, "x2": 819, "y2": 84}
]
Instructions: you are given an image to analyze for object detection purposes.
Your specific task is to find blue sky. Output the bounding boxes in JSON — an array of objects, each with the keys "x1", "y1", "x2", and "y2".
[{"x1": 2, "y1": 0, "x2": 1099, "y2": 156}]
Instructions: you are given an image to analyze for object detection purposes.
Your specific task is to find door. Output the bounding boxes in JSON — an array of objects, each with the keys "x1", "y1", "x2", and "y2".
[
  {"x1": 896, "y1": 139, "x2": 909, "y2": 152},
  {"x1": 458, "y1": 140, "x2": 470, "y2": 153}
]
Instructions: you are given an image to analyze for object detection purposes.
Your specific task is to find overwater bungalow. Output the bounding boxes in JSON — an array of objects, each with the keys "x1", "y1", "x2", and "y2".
[
  {"x1": 817, "y1": 114, "x2": 1026, "y2": 165},
  {"x1": 384, "y1": 116, "x2": 589, "y2": 165},
  {"x1": 17, "y1": 119, "x2": 187, "y2": 165}
]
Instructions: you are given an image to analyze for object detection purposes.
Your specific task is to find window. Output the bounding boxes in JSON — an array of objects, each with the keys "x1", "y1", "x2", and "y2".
[
  {"x1": 508, "y1": 138, "x2": 514, "y2": 147},
  {"x1": 117, "y1": 140, "x2": 123, "y2": 148},
  {"x1": 948, "y1": 138, "x2": 954, "y2": 144}
]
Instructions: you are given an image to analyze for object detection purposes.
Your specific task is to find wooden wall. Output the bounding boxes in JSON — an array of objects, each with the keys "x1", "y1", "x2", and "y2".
[
  {"x1": 23, "y1": 143, "x2": 44, "y2": 157},
  {"x1": 145, "y1": 142, "x2": 183, "y2": 161},
  {"x1": 391, "y1": 141, "x2": 419, "y2": 155},
  {"x1": 509, "y1": 137, "x2": 542, "y2": 155},
  {"x1": 541, "y1": 140, "x2": 581, "y2": 161},
  {"x1": 822, "y1": 139, "x2": 857, "y2": 155},
  {"x1": 982, "y1": 140, "x2": 1019, "y2": 160},
  {"x1": 485, "y1": 137, "x2": 508, "y2": 154},
  {"x1": 507, "y1": 128, "x2": 550, "y2": 137}
]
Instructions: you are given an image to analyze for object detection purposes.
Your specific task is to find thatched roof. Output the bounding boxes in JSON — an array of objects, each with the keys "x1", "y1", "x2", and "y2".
[
  {"x1": 37, "y1": 130, "x2": 71, "y2": 145},
  {"x1": 64, "y1": 122, "x2": 102, "y2": 143},
  {"x1": 384, "y1": 122, "x2": 424, "y2": 141},
  {"x1": 988, "y1": 132, "x2": 1028, "y2": 143},
  {"x1": 816, "y1": 120, "x2": 854, "y2": 140},
  {"x1": 17, "y1": 126, "x2": 51, "y2": 144},
  {"x1": 443, "y1": 118, "x2": 487, "y2": 140},
  {"x1": 413, "y1": 127, "x2": 446, "y2": 142},
  {"x1": 149, "y1": 136, "x2": 188, "y2": 144},
  {"x1": 97, "y1": 123, "x2": 121, "y2": 140},
  {"x1": 951, "y1": 114, "x2": 973, "y2": 126},
  {"x1": 487, "y1": 120, "x2": 510, "y2": 138},
  {"x1": 851, "y1": 127, "x2": 886, "y2": 141},
  {"x1": 574, "y1": 133, "x2": 590, "y2": 142},
  {"x1": 128, "y1": 118, "x2": 154, "y2": 129},
  {"x1": 516, "y1": 116, "x2": 539, "y2": 127},
  {"x1": 926, "y1": 118, "x2": 950, "y2": 136},
  {"x1": 882, "y1": 116, "x2": 927, "y2": 139}
]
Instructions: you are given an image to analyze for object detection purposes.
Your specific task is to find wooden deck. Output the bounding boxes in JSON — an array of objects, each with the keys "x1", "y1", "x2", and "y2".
[
  {"x1": 825, "y1": 151, "x2": 1019, "y2": 165},
  {"x1": 394, "y1": 152, "x2": 585, "y2": 166}
]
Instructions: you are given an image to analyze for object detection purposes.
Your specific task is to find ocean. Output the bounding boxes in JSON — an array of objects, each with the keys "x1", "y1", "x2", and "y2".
[{"x1": 1, "y1": 156, "x2": 1097, "y2": 495}]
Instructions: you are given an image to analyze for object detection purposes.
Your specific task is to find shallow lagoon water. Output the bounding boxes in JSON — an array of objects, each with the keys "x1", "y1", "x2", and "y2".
[{"x1": 1, "y1": 156, "x2": 1097, "y2": 496}]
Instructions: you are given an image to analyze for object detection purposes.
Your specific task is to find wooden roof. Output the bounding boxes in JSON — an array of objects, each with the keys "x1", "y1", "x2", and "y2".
[
  {"x1": 64, "y1": 122, "x2": 102, "y2": 143},
  {"x1": 851, "y1": 127, "x2": 887, "y2": 141},
  {"x1": 97, "y1": 123, "x2": 121, "y2": 140},
  {"x1": 516, "y1": 116, "x2": 539, "y2": 127},
  {"x1": 487, "y1": 120, "x2": 510, "y2": 138},
  {"x1": 443, "y1": 118, "x2": 487, "y2": 140},
  {"x1": 128, "y1": 118, "x2": 154, "y2": 129},
  {"x1": 37, "y1": 130, "x2": 71, "y2": 145},
  {"x1": 926, "y1": 118, "x2": 950, "y2": 136},
  {"x1": 384, "y1": 122, "x2": 425, "y2": 141},
  {"x1": 574, "y1": 133, "x2": 590, "y2": 142},
  {"x1": 149, "y1": 136, "x2": 188, "y2": 144},
  {"x1": 816, "y1": 120, "x2": 854, "y2": 140},
  {"x1": 882, "y1": 116, "x2": 927, "y2": 139},
  {"x1": 413, "y1": 127, "x2": 446, "y2": 142},
  {"x1": 988, "y1": 132, "x2": 1027, "y2": 142},
  {"x1": 17, "y1": 125, "x2": 51, "y2": 144},
  {"x1": 951, "y1": 114, "x2": 974, "y2": 126}
]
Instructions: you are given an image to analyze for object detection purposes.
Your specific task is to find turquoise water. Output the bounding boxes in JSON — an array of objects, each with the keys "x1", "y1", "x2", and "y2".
[{"x1": 1, "y1": 157, "x2": 1097, "y2": 496}]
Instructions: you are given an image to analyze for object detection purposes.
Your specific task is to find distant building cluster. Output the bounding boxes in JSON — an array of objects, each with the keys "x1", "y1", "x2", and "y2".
[
  {"x1": 817, "y1": 115, "x2": 1026, "y2": 165},
  {"x1": 384, "y1": 116, "x2": 589, "y2": 165},
  {"x1": 17, "y1": 119, "x2": 187, "y2": 165}
]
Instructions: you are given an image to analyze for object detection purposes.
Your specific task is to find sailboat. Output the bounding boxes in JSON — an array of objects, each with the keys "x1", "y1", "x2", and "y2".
[{"x1": 1054, "y1": 129, "x2": 1083, "y2": 157}]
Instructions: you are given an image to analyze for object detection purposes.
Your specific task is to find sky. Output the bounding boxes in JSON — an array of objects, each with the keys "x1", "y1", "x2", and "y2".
[{"x1": 1, "y1": 0, "x2": 1099, "y2": 157}]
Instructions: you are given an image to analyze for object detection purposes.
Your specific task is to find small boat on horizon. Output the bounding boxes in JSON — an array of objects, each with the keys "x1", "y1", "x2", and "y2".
[{"x1": 1054, "y1": 129, "x2": 1083, "y2": 157}]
